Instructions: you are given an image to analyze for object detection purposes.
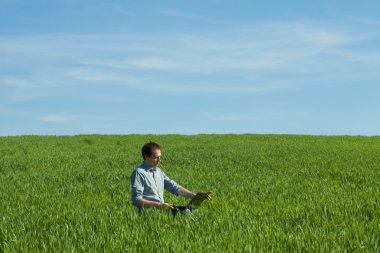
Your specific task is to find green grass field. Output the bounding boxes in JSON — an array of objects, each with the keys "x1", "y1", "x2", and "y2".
[{"x1": 0, "y1": 134, "x2": 379, "y2": 252}]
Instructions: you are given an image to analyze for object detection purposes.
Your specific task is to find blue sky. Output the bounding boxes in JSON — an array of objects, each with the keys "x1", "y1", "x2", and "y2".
[{"x1": 1, "y1": 0, "x2": 379, "y2": 136}]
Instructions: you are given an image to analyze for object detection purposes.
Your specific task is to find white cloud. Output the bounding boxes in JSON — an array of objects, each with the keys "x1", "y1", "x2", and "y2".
[
  {"x1": 2, "y1": 78, "x2": 31, "y2": 89},
  {"x1": 1, "y1": 19, "x2": 378, "y2": 98},
  {"x1": 64, "y1": 69, "x2": 126, "y2": 82},
  {"x1": 0, "y1": 21, "x2": 355, "y2": 71},
  {"x1": 157, "y1": 9, "x2": 213, "y2": 23},
  {"x1": 210, "y1": 114, "x2": 258, "y2": 121},
  {"x1": 40, "y1": 114, "x2": 71, "y2": 123},
  {"x1": 131, "y1": 57, "x2": 179, "y2": 70},
  {"x1": 350, "y1": 17, "x2": 380, "y2": 26}
]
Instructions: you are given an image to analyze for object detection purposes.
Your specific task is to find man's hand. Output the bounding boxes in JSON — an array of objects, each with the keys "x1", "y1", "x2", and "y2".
[
  {"x1": 160, "y1": 202, "x2": 175, "y2": 210},
  {"x1": 198, "y1": 191, "x2": 212, "y2": 200}
]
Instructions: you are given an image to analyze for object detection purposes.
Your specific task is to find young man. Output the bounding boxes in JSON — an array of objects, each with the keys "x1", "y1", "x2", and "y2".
[{"x1": 131, "y1": 141, "x2": 211, "y2": 214}]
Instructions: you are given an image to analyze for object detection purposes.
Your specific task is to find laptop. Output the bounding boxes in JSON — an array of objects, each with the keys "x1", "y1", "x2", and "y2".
[{"x1": 172, "y1": 192, "x2": 209, "y2": 217}]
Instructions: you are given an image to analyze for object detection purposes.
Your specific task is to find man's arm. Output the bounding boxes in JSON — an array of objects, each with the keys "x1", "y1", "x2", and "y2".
[
  {"x1": 161, "y1": 171, "x2": 212, "y2": 201},
  {"x1": 177, "y1": 187, "x2": 196, "y2": 199},
  {"x1": 178, "y1": 188, "x2": 213, "y2": 201},
  {"x1": 137, "y1": 198, "x2": 175, "y2": 209}
]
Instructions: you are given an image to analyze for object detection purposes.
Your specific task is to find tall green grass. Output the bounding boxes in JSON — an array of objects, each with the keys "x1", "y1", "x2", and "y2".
[{"x1": 1, "y1": 134, "x2": 379, "y2": 252}]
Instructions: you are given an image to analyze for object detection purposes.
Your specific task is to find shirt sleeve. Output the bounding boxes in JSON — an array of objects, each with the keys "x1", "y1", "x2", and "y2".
[
  {"x1": 131, "y1": 169, "x2": 144, "y2": 206},
  {"x1": 162, "y1": 171, "x2": 181, "y2": 195}
]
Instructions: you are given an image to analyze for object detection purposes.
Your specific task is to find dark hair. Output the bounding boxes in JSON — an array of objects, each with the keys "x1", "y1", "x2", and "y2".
[{"x1": 141, "y1": 141, "x2": 161, "y2": 159}]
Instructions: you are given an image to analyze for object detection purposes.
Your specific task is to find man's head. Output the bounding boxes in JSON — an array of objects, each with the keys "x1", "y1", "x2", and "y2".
[{"x1": 142, "y1": 141, "x2": 161, "y2": 168}]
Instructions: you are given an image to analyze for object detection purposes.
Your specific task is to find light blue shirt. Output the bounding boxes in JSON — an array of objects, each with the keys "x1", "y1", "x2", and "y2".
[{"x1": 131, "y1": 162, "x2": 182, "y2": 207}]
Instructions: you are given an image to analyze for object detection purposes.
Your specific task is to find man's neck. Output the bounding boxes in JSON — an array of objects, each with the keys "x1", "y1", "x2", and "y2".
[{"x1": 143, "y1": 161, "x2": 156, "y2": 171}]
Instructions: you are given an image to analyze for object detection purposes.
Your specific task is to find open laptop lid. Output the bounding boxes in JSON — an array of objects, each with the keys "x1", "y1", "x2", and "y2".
[
  {"x1": 188, "y1": 192, "x2": 208, "y2": 207},
  {"x1": 171, "y1": 192, "x2": 210, "y2": 217}
]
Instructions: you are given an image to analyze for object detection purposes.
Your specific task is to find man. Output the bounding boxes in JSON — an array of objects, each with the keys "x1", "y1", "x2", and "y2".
[{"x1": 131, "y1": 141, "x2": 212, "y2": 215}]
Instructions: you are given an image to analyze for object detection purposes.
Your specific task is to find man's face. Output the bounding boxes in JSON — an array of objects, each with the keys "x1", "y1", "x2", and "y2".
[{"x1": 144, "y1": 148, "x2": 161, "y2": 168}]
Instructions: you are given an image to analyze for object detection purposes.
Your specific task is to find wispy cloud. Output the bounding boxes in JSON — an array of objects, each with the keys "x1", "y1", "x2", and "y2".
[
  {"x1": 350, "y1": 17, "x2": 380, "y2": 26},
  {"x1": 64, "y1": 69, "x2": 129, "y2": 82},
  {"x1": 40, "y1": 114, "x2": 71, "y2": 123},
  {"x1": 1, "y1": 19, "x2": 379, "y2": 99},
  {"x1": 208, "y1": 114, "x2": 258, "y2": 122},
  {"x1": 156, "y1": 9, "x2": 214, "y2": 23},
  {"x1": 2, "y1": 78, "x2": 31, "y2": 89}
]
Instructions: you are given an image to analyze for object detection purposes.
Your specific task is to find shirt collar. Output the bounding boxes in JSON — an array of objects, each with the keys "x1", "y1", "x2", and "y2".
[{"x1": 141, "y1": 161, "x2": 157, "y2": 172}]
